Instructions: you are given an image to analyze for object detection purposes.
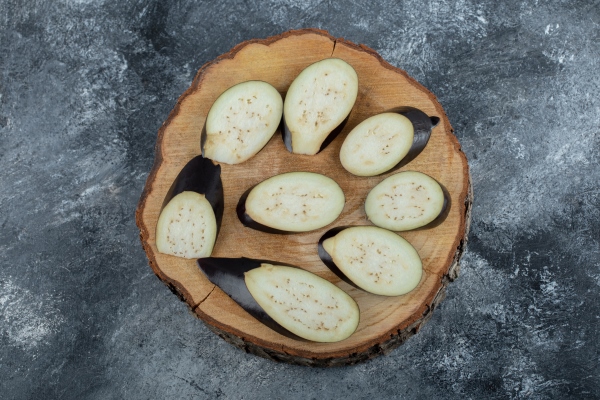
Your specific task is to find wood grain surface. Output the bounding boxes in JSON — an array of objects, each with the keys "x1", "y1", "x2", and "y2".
[{"x1": 136, "y1": 28, "x2": 471, "y2": 366}]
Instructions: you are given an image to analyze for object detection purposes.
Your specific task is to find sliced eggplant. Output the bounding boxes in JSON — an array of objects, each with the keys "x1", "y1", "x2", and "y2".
[
  {"x1": 365, "y1": 171, "x2": 448, "y2": 231},
  {"x1": 201, "y1": 81, "x2": 283, "y2": 164},
  {"x1": 156, "y1": 192, "x2": 217, "y2": 258},
  {"x1": 283, "y1": 58, "x2": 358, "y2": 155},
  {"x1": 197, "y1": 257, "x2": 360, "y2": 342},
  {"x1": 319, "y1": 226, "x2": 422, "y2": 296},
  {"x1": 237, "y1": 172, "x2": 345, "y2": 233},
  {"x1": 340, "y1": 113, "x2": 414, "y2": 176},
  {"x1": 155, "y1": 156, "x2": 224, "y2": 259},
  {"x1": 339, "y1": 108, "x2": 439, "y2": 177}
]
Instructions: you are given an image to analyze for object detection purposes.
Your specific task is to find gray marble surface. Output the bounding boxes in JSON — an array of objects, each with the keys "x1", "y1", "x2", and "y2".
[{"x1": 1, "y1": 1, "x2": 599, "y2": 399}]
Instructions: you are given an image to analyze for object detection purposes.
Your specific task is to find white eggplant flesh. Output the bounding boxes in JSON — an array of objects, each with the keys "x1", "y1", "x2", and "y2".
[
  {"x1": 340, "y1": 113, "x2": 414, "y2": 176},
  {"x1": 243, "y1": 172, "x2": 345, "y2": 232},
  {"x1": 365, "y1": 171, "x2": 445, "y2": 231},
  {"x1": 322, "y1": 226, "x2": 422, "y2": 296},
  {"x1": 283, "y1": 58, "x2": 358, "y2": 155},
  {"x1": 155, "y1": 191, "x2": 217, "y2": 258},
  {"x1": 203, "y1": 81, "x2": 283, "y2": 164},
  {"x1": 245, "y1": 264, "x2": 359, "y2": 342}
]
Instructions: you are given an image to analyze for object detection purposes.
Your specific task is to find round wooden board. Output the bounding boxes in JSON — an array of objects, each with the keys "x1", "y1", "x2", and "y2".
[{"x1": 136, "y1": 29, "x2": 471, "y2": 367}]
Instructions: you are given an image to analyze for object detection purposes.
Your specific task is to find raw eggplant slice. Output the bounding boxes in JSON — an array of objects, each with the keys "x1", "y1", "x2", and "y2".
[
  {"x1": 319, "y1": 226, "x2": 423, "y2": 296},
  {"x1": 156, "y1": 192, "x2": 217, "y2": 258},
  {"x1": 237, "y1": 172, "x2": 345, "y2": 233},
  {"x1": 201, "y1": 81, "x2": 283, "y2": 164},
  {"x1": 155, "y1": 156, "x2": 224, "y2": 259},
  {"x1": 197, "y1": 258, "x2": 360, "y2": 342},
  {"x1": 339, "y1": 107, "x2": 439, "y2": 177},
  {"x1": 247, "y1": 264, "x2": 360, "y2": 342},
  {"x1": 283, "y1": 58, "x2": 358, "y2": 155},
  {"x1": 340, "y1": 113, "x2": 414, "y2": 176},
  {"x1": 365, "y1": 171, "x2": 448, "y2": 231}
]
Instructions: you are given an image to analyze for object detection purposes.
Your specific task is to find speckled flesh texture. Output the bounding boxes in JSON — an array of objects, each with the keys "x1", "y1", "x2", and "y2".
[
  {"x1": 245, "y1": 264, "x2": 360, "y2": 342},
  {"x1": 155, "y1": 192, "x2": 217, "y2": 259},
  {"x1": 321, "y1": 226, "x2": 422, "y2": 296},
  {"x1": 241, "y1": 172, "x2": 345, "y2": 232},
  {"x1": 366, "y1": 171, "x2": 446, "y2": 231},
  {"x1": 202, "y1": 81, "x2": 283, "y2": 164},
  {"x1": 340, "y1": 113, "x2": 415, "y2": 176},
  {"x1": 283, "y1": 58, "x2": 358, "y2": 155}
]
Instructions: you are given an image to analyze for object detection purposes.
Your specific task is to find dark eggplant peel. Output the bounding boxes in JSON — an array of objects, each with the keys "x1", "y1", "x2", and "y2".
[
  {"x1": 318, "y1": 226, "x2": 422, "y2": 296},
  {"x1": 155, "y1": 156, "x2": 224, "y2": 259},
  {"x1": 237, "y1": 171, "x2": 345, "y2": 233},
  {"x1": 201, "y1": 81, "x2": 283, "y2": 164},
  {"x1": 283, "y1": 58, "x2": 358, "y2": 155},
  {"x1": 340, "y1": 107, "x2": 439, "y2": 177},
  {"x1": 198, "y1": 257, "x2": 360, "y2": 342},
  {"x1": 365, "y1": 171, "x2": 448, "y2": 231}
]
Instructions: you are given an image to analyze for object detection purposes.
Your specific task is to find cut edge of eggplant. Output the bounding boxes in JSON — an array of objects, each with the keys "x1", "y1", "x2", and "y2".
[
  {"x1": 318, "y1": 226, "x2": 423, "y2": 296},
  {"x1": 338, "y1": 107, "x2": 439, "y2": 177},
  {"x1": 200, "y1": 80, "x2": 284, "y2": 165},
  {"x1": 197, "y1": 257, "x2": 359, "y2": 342},
  {"x1": 236, "y1": 172, "x2": 345, "y2": 234},
  {"x1": 365, "y1": 171, "x2": 450, "y2": 232},
  {"x1": 282, "y1": 58, "x2": 358, "y2": 155}
]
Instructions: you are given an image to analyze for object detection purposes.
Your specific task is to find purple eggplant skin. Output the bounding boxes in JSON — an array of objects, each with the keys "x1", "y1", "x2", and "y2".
[
  {"x1": 317, "y1": 226, "x2": 362, "y2": 289},
  {"x1": 200, "y1": 123, "x2": 208, "y2": 158},
  {"x1": 197, "y1": 257, "x2": 304, "y2": 340},
  {"x1": 161, "y1": 155, "x2": 224, "y2": 235},
  {"x1": 236, "y1": 187, "x2": 294, "y2": 235},
  {"x1": 281, "y1": 114, "x2": 350, "y2": 154},
  {"x1": 384, "y1": 106, "x2": 440, "y2": 172}
]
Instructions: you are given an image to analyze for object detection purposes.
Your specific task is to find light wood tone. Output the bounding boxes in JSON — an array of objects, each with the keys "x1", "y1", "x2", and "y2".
[{"x1": 136, "y1": 29, "x2": 471, "y2": 366}]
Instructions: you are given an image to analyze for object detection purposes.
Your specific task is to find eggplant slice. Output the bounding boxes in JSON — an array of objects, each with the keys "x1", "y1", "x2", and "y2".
[
  {"x1": 340, "y1": 113, "x2": 414, "y2": 176},
  {"x1": 365, "y1": 171, "x2": 448, "y2": 231},
  {"x1": 198, "y1": 257, "x2": 360, "y2": 342},
  {"x1": 155, "y1": 156, "x2": 224, "y2": 259},
  {"x1": 201, "y1": 81, "x2": 283, "y2": 164},
  {"x1": 283, "y1": 58, "x2": 358, "y2": 155},
  {"x1": 339, "y1": 107, "x2": 439, "y2": 177},
  {"x1": 319, "y1": 226, "x2": 423, "y2": 296},
  {"x1": 237, "y1": 172, "x2": 345, "y2": 233}
]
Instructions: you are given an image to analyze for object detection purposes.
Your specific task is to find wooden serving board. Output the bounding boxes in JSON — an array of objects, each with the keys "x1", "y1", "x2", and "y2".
[{"x1": 136, "y1": 29, "x2": 471, "y2": 366}]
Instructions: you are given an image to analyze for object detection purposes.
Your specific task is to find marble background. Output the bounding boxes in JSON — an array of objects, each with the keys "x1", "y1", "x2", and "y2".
[{"x1": 1, "y1": 0, "x2": 598, "y2": 399}]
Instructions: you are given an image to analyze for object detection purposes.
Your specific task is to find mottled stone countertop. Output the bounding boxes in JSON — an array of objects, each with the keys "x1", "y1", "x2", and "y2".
[{"x1": 1, "y1": 1, "x2": 598, "y2": 399}]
